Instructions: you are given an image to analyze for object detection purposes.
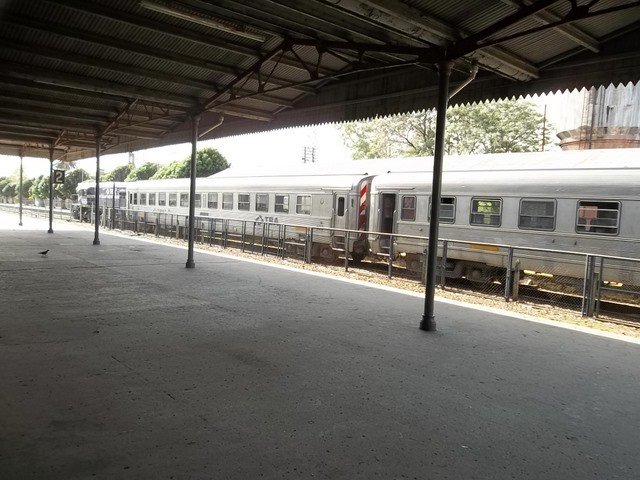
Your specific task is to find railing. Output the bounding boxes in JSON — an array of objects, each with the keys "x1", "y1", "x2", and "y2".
[{"x1": 4, "y1": 203, "x2": 638, "y2": 318}]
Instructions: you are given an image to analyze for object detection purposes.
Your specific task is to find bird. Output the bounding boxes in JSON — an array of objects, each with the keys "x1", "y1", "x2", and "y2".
[{"x1": 38, "y1": 249, "x2": 49, "y2": 257}]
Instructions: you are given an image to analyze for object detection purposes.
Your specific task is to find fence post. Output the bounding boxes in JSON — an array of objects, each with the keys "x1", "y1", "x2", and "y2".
[
  {"x1": 504, "y1": 247, "x2": 514, "y2": 301},
  {"x1": 512, "y1": 260, "x2": 520, "y2": 301},
  {"x1": 439, "y1": 240, "x2": 448, "y2": 288},
  {"x1": 344, "y1": 230, "x2": 350, "y2": 271},
  {"x1": 387, "y1": 234, "x2": 394, "y2": 279},
  {"x1": 581, "y1": 255, "x2": 597, "y2": 317}
]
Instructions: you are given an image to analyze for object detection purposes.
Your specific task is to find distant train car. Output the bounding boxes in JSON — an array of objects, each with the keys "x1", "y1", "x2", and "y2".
[
  {"x1": 368, "y1": 149, "x2": 640, "y2": 285},
  {"x1": 125, "y1": 166, "x2": 375, "y2": 260},
  {"x1": 72, "y1": 180, "x2": 127, "y2": 220}
]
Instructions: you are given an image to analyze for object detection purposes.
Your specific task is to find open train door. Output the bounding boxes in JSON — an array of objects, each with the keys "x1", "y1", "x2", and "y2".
[
  {"x1": 330, "y1": 192, "x2": 349, "y2": 256},
  {"x1": 379, "y1": 193, "x2": 396, "y2": 255}
]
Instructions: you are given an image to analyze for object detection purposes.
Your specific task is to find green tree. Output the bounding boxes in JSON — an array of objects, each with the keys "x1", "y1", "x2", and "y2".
[
  {"x1": 0, "y1": 177, "x2": 11, "y2": 202},
  {"x1": 56, "y1": 169, "x2": 91, "y2": 200},
  {"x1": 340, "y1": 100, "x2": 554, "y2": 158},
  {"x1": 2, "y1": 181, "x2": 17, "y2": 202},
  {"x1": 103, "y1": 164, "x2": 133, "y2": 182},
  {"x1": 151, "y1": 147, "x2": 230, "y2": 179},
  {"x1": 20, "y1": 178, "x2": 34, "y2": 202},
  {"x1": 126, "y1": 162, "x2": 160, "y2": 181},
  {"x1": 30, "y1": 175, "x2": 51, "y2": 203}
]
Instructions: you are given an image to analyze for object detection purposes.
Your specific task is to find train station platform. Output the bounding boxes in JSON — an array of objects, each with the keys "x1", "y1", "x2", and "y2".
[{"x1": 1, "y1": 211, "x2": 639, "y2": 480}]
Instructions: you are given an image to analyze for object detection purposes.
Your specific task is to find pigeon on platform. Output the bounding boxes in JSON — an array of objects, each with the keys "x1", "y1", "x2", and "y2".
[{"x1": 38, "y1": 249, "x2": 49, "y2": 256}]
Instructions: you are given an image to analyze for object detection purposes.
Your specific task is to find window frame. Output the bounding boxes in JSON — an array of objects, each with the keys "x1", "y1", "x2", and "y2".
[
  {"x1": 275, "y1": 194, "x2": 289, "y2": 213},
  {"x1": 518, "y1": 198, "x2": 556, "y2": 231},
  {"x1": 255, "y1": 193, "x2": 269, "y2": 212},
  {"x1": 238, "y1": 193, "x2": 250, "y2": 211},
  {"x1": 576, "y1": 200, "x2": 620, "y2": 235},
  {"x1": 470, "y1": 197, "x2": 502, "y2": 227},
  {"x1": 222, "y1": 193, "x2": 233, "y2": 210},
  {"x1": 296, "y1": 195, "x2": 312, "y2": 215},
  {"x1": 400, "y1": 195, "x2": 416, "y2": 221},
  {"x1": 208, "y1": 192, "x2": 218, "y2": 209}
]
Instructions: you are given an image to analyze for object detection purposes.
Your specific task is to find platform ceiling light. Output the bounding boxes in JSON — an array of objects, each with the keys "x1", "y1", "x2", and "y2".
[{"x1": 139, "y1": 0, "x2": 266, "y2": 42}]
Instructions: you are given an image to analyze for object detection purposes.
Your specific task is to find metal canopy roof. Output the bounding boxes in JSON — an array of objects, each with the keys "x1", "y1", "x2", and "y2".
[{"x1": 1, "y1": 0, "x2": 639, "y2": 162}]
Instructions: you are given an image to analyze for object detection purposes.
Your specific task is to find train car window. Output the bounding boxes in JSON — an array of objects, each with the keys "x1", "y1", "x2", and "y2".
[
  {"x1": 148, "y1": 193, "x2": 156, "y2": 206},
  {"x1": 222, "y1": 193, "x2": 233, "y2": 210},
  {"x1": 400, "y1": 195, "x2": 416, "y2": 221},
  {"x1": 194, "y1": 194, "x2": 201, "y2": 208},
  {"x1": 180, "y1": 193, "x2": 189, "y2": 207},
  {"x1": 275, "y1": 194, "x2": 289, "y2": 213},
  {"x1": 158, "y1": 193, "x2": 166, "y2": 206},
  {"x1": 256, "y1": 193, "x2": 269, "y2": 212},
  {"x1": 337, "y1": 197, "x2": 345, "y2": 217},
  {"x1": 131, "y1": 193, "x2": 137, "y2": 205},
  {"x1": 208, "y1": 193, "x2": 218, "y2": 209},
  {"x1": 296, "y1": 195, "x2": 311, "y2": 215},
  {"x1": 140, "y1": 193, "x2": 146, "y2": 206},
  {"x1": 576, "y1": 200, "x2": 620, "y2": 235},
  {"x1": 427, "y1": 197, "x2": 456, "y2": 223},
  {"x1": 169, "y1": 193, "x2": 177, "y2": 207},
  {"x1": 470, "y1": 198, "x2": 502, "y2": 227},
  {"x1": 238, "y1": 194, "x2": 250, "y2": 211},
  {"x1": 519, "y1": 199, "x2": 555, "y2": 230}
]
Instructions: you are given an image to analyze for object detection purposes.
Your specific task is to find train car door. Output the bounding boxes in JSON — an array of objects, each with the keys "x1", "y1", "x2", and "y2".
[
  {"x1": 331, "y1": 192, "x2": 349, "y2": 251},
  {"x1": 379, "y1": 193, "x2": 396, "y2": 252}
]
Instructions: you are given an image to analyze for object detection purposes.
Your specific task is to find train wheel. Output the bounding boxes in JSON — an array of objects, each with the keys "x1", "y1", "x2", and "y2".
[{"x1": 351, "y1": 252, "x2": 365, "y2": 263}]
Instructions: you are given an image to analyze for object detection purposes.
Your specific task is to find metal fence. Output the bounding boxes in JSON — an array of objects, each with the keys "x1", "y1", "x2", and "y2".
[{"x1": 5, "y1": 203, "x2": 638, "y2": 319}]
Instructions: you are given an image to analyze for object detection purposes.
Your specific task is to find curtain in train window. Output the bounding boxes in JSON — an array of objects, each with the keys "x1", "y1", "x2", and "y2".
[
  {"x1": 275, "y1": 194, "x2": 289, "y2": 213},
  {"x1": 238, "y1": 194, "x2": 250, "y2": 211},
  {"x1": 296, "y1": 195, "x2": 311, "y2": 214},
  {"x1": 255, "y1": 193, "x2": 269, "y2": 212},
  {"x1": 470, "y1": 198, "x2": 502, "y2": 226},
  {"x1": 576, "y1": 200, "x2": 620, "y2": 235},
  {"x1": 222, "y1": 193, "x2": 233, "y2": 210},
  {"x1": 400, "y1": 195, "x2": 416, "y2": 221},
  {"x1": 519, "y1": 199, "x2": 556, "y2": 230}
]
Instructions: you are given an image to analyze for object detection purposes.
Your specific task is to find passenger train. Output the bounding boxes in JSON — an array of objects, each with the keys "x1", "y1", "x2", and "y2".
[{"x1": 76, "y1": 148, "x2": 640, "y2": 286}]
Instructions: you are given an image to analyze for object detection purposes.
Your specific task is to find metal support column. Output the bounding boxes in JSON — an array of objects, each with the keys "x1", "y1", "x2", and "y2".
[
  {"x1": 48, "y1": 147, "x2": 54, "y2": 234},
  {"x1": 186, "y1": 115, "x2": 200, "y2": 269},
  {"x1": 93, "y1": 136, "x2": 101, "y2": 245},
  {"x1": 420, "y1": 60, "x2": 453, "y2": 332},
  {"x1": 18, "y1": 153, "x2": 23, "y2": 226}
]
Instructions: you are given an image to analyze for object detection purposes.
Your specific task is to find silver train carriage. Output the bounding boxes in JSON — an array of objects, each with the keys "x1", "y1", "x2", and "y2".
[
  {"x1": 72, "y1": 180, "x2": 128, "y2": 220},
  {"x1": 124, "y1": 166, "x2": 375, "y2": 261},
  {"x1": 367, "y1": 148, "x2": 640, "y2": 286}
]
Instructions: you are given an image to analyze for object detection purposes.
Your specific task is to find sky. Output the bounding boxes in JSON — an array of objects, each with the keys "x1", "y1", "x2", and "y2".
[
  {"x1": 0, "y1": 92, "x2": 569, "y2": 180},
  {"x1": 0, "y1": 123, "x2": 352, "y2": 180}
]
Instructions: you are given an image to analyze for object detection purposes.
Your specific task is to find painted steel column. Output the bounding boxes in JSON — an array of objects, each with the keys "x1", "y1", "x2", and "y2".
[
  {"x1": 93, "y1": 136, "x2": 101, "y2": 245},
  {"x1": 48, "y1": 147, "x2": 54, "y2": 234},
  {"x1": 420, "y1": 60, "x2": 453, "y2": 332},
  {"x1": 186, "y1": 114, "x2": 200, "y2": 269},
  {"x1": 18, "y1": 153, "x2": 23, "y2": 226}
]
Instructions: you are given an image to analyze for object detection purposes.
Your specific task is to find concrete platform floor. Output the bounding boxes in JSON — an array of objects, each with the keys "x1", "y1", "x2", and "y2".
[{"x1": 1, "y1": 212, "x2": 639, "y2": 480}]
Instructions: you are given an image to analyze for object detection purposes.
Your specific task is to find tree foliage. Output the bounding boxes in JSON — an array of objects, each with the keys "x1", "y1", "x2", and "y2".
[
  {"x1": 151, "y1": 147, "x2": 230, "y2": 179},
  {"x1": 340, "y1": 100, "x2": 554, "y2": 159},
  {"x1": 103, "y1": 164, "x2": 133, "y2": 182},
  {"x1": 29, "y1": 175, "x2": 51, "y2": 200},
  {"x1": 126, "y1": 162, "x2": 160, "y2": 181},
  {"x1": 57, "y1": 169, "x2": 91, "y2": 200}
]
